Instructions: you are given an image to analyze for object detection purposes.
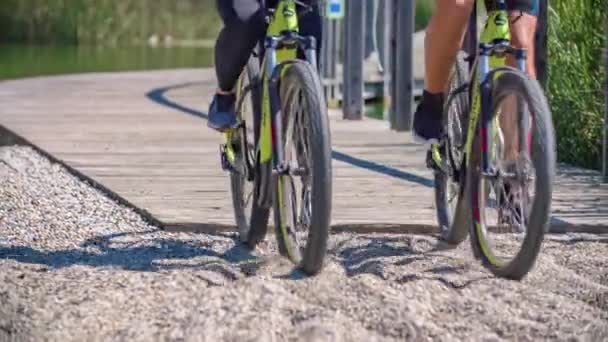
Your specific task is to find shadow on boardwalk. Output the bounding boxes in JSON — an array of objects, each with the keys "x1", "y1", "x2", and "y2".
[{"x1": 551, "y1": 164, "x2": 608, "y2": 232}]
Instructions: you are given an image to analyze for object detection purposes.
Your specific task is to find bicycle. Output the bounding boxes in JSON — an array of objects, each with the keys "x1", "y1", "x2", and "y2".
[
  {"x1": 427, "y1": 0, "x2": 556, "y2": 280},
  {"x1": 220, "y1": 0, "x2": 332, "y2": 275}
]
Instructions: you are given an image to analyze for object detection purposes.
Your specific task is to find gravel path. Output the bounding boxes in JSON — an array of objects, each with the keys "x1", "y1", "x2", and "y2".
[{"x1": 1, "y1": 145, "x2": 607, "y2": 342}]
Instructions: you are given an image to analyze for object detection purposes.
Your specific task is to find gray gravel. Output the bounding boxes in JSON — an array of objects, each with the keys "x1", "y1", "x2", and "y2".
[{"x1": 0, "y1": 145, "x2": 607, "y2": 342}]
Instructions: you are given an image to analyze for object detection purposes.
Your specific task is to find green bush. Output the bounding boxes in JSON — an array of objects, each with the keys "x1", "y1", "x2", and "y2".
[
  {"x1": 1, "y1": 0, "x2": 435, "y2": 45},
  {"x1": 416, "y1": 0, "x2": 435, "y2": 31},
  {"x1": 547, "y1": 0, "x2": 606, "y2": 169},
  {"x1": 0, "y1": 0, "x2": 220, "y2": 45}
]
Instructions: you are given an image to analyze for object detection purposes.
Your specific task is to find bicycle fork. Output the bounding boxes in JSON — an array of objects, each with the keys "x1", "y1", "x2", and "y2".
[
  {"x1": 257, "y1": 34, "x2": 318, "y2": 209},
  {"x1": 477, "y1": 42, "x2": 530, "y2": 178}
]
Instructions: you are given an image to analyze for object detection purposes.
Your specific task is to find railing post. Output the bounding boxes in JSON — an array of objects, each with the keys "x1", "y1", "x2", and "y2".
[
  {"x1": 383, "y1": 0, "x2": 394, "y2": 121},
  {"x1": 389, "y1": 0, "x2": 397, "y2": 126},
  {"x1": 391, "y1": 0, "x2": 415, "y2": 131},
  {"x1": 321, "y1": 18, "x2": 338, "y2": 100},
  {"x1": 342, "y1": 0, "x2": 365, "y2": 120},
  {"x1": 321, "y1": 0, "x2": 343, "y2": 104},
  {"x1": 535, "y1": 0, "x2": 548, "y2": 90},
  {"x1": 603, "y1": 31, "x2": 608, "y2": 182}
]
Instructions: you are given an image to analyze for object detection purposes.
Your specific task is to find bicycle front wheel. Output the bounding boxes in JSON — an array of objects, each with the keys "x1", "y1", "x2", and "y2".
[
  {"x1": 274, "y1": 61, "x2": 332, "y2": 275},
  {"x1": 468, "y1": 68, "x2": 556, "y2": 280}
]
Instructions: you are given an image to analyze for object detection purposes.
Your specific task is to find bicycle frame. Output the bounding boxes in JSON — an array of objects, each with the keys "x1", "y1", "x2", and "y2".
[
  {"x1": 224, "y1": 0, "x2": 318, "y2": 209},
  {"x1": 465, "y1": 0, "x2": 527, "y2": 171},
  {"x1": 466, "y1": 0, "x2": 530, "y2": 265},
  {"x1": 431, "y1": 0, "x2": 528, "y2": 174}
]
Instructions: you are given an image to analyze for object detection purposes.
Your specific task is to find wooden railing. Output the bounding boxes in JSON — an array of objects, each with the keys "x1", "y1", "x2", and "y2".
[{"x1": 320, "y1": 0, "x2": 416, "y2": 131}]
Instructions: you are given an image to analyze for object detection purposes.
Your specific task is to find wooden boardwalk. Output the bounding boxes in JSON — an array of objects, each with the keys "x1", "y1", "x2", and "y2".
[{"x1": 0, "y1": 70, "x2": 606, "y2": 233}]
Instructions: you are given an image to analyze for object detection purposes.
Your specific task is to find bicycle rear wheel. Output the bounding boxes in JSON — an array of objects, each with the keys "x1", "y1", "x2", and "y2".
[
  {"x1": 274, "y1": 60, "x2": 332, "y2": 275},
  {"x1": 230, "y1": 58, "x2": 270, "y2": 246},
  {"x1": 433, "y1": 51, "x2": 471, "y2": 245},
  {"x1": 468, "y1": 68, "x2": 556, "y2": 280}
]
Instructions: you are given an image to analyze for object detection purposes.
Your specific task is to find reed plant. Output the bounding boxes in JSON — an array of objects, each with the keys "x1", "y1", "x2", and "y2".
[{"x1": 547, "y1": 0, "x2": 606, "y2": 169}]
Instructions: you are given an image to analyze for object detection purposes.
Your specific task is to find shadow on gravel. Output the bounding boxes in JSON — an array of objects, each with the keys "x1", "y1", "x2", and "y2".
[
  {"x1": 0, "y1": 230, "x2": 258, "y2": 273},
  {"x1": 545, "y1": 234, "x2": 608, "y2": 245},
  {"x1": 338, "y1": 235, "x2": 491, "y2": 288},
  {"x1": 396, "y1": 272, "x2": 491, "y2": 290},
  {"x1": 339, "y1": 235, "x2": 451, "y2": 271}
]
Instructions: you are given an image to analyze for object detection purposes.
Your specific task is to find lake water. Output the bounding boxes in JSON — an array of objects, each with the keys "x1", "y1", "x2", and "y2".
[
  {"x1": 0, "y1": 44, "x2": 392, "y2": 120},
  {"x1": 0, "y1": 45, "x2": 214, "y2": 80}
]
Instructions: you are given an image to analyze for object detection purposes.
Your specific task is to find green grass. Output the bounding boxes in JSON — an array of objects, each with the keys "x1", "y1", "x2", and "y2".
[{"x1": 547, "y1": 0, "x2": 606, "y2": 169}]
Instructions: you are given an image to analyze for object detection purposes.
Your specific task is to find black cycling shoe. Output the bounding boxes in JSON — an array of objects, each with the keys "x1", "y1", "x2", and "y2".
[
  {"x1": 413, "y1": 90, "x2": 444, "y2": 145},
  {"x1": 207, "y1": 93, "x2": 238, "y2": 132}
]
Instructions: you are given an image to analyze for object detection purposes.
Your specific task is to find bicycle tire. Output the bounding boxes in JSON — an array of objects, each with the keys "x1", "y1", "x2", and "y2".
[
  {"x1": 468, "y1": 68, "x2": 556, "y2": 280},
  {"x1": 230, "y1": 58, "x2": 271, "y2": 247},
  {"x1": 435, "y1": 51, "x2": 472, "y2": 245},
  {"x1": 273, "y1": 60, "x2": 332, "y2": 275}
]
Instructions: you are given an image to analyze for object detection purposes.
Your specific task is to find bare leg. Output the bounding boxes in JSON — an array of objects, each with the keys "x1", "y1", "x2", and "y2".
[
  {"x1": 413, "y1": 0, "x2": 475, "y2": 143},
  {"x1": 424, "y1": 0, "x2": 475, "y2": 93},
  {"x1": 508, "y1": 12, "x2": 537, "y2": 79},
  {"x1": 500, "y1": 12, "x2": 538, "y2": 161}
]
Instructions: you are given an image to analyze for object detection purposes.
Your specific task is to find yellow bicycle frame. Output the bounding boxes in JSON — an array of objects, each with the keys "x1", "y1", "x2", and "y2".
[
  {"x1": 222, "y1": 0, "x2": 307, "y2": 262},
  {"x1": 259, "y1": 0, "x2": 299, "y2": 164},
  {"x1": 426, "y1": 1, "x2": 513, "y2": 268},
  {"x1": 463, "y1": 6, "x2": 510, "y2": 164},
  {"x1": 224, "y1": 0, "x2": 300, "y2": 166},
  {"x1": 468, "y1": 2, "x2": 512, "y2": 268},
  {"x1": 430, "y1": 2, "x2": 511, "y2": 168}
]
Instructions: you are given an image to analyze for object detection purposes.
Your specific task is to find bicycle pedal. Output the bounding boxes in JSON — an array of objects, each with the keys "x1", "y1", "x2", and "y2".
[
  {"x1": 426, "y1": 149, "x2": 442, "y2": 172},
  {"x1": 219, "y1": 145, "x2": 234, "y2": 172}
]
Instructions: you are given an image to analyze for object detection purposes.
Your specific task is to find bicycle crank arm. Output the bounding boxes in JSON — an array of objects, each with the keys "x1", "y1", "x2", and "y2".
[{"x1": 273, "y1": 162, "x2": 307, "y2": 176}]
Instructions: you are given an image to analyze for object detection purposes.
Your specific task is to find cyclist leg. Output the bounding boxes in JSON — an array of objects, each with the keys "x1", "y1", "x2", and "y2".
[
  {"x1": 484, "y1": 0, "x2": 539, "y2": 78},
  {"x1": 208, "y1": 0, "x2": 322, "y2": 132},
  {"x1": 508, "y1": 12, "x2": 538, "y2": 78},
  {"x1": 413, "y1": 0, "x2": 475, "y2": 144},
  {"x1": 496, "y1": 0, "x2": 540, "y2": 223},
  {"x1": 497, "y1": 1, "x2": 539, "y2": 162},
  {"x1": 208, "y1": 0, "x2": 267, "y2": 131},
  {"x1": 297, "y1": 2, "x2": 323, "y2": 65},
  {"x1": 412, "y1": 0, "x2": 539, "y2": 145}
]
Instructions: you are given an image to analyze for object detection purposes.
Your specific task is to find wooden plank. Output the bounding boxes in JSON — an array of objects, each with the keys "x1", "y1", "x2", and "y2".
[{"x1": 0, "y1": 69, "x2": 606, "y2": 234}]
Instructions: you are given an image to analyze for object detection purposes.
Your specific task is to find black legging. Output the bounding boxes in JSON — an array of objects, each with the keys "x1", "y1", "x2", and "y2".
[
  {"x1": 214, "y1": 0, "x2": 322, "y2": 92},
  {"x1": 484, "y1": 0, "x2": 539, "y2": 15}
]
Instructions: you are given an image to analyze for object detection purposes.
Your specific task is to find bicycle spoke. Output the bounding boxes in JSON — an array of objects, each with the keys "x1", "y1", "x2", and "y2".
[
  {"x1": 295, "y1": 100, "x2": 312, "y2": 232},
  {"x1": 477, "y1": 92, "x2": 540, "y2": 261}
]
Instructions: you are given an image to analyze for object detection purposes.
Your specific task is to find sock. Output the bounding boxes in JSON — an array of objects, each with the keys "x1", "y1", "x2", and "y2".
[
  {"x1": 215, "y1": 92, "x2": 236, "y2": 112},
  {"x1": 422, "y1": 90, "x2": 444, "y2": 117}
]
